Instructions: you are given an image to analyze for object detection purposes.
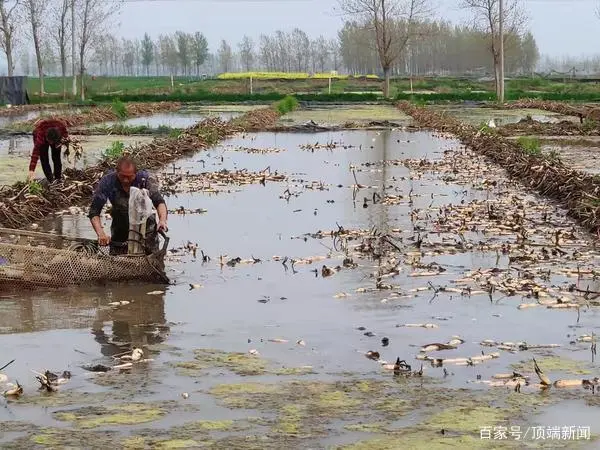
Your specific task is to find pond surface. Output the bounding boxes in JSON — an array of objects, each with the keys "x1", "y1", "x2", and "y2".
[
  {"x1": 280, "y1": 104, "x2": 411, "y2": 126},
  {"x1": 430, "y1": 105, "x2": 576, "y2": 126},
  {"x1": 103, "y1": 105, "x2": 266, "y2": 128},
  {"x1": 1, "y1": 127, "x2": 600, "y2": 448},
  {"x1": 0, "y1": 135, "x2": 154, "y2": 186}
]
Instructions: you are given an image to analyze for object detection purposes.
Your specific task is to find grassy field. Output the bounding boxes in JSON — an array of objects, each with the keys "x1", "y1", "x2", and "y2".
[{"x1": 24, "y1": 75, "x2": 600, "y2": 104}]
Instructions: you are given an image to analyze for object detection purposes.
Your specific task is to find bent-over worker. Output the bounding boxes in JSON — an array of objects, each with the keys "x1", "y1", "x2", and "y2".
[
  {"x1": 88, "y1": 156, "x2": 168, "y2": 255},
  {"x1": 28, "y1": 118, "x2": 71, "y2": 183}
]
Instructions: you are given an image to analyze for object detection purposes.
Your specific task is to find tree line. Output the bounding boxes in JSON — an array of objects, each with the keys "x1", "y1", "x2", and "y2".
[
  {"x1": 4, "y1": 0, "x2": 544, "y2": 100},
  {"x1": 22, "y1": 23, "x2": 538, "y2": 79}
]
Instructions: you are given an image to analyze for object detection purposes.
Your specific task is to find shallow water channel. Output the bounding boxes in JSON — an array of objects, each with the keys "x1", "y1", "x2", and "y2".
[{"x1": 2, "y1": 126, "x2": 600, "y2": 448}]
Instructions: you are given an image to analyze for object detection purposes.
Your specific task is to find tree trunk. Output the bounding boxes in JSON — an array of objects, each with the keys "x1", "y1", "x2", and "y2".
[
  {"x1": 493, "y1": 57, "x2": 500, "y2": 98},
  {"x1": 61, "y1": 54, "x2": 67, "y2": 99},
  {"x1": 383, "y1": 66, "x2": 390, "y2": 98},
  {"x1": 5, "y1": 38, "x2": 13, "y2": 76},
  {"x1": 71, "y1": 0, "x2": 77, "y2": 97},
  {"x1": 80, "y1": 50, "x2": 85, "y2": 101},
  {"x1": 32, "y1": 34, "x2": 44, "y2": 97}
]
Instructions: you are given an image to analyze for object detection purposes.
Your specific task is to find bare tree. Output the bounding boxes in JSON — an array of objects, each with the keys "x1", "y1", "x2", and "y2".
[
  {"x1": 461, "y1": 0, "x2": 527, "y2": 97},
  {"x1": 51, "y1": 0, "x2": 70, "y2": 98},
  {"x1": 238, "y1": 35, "x2": 254, "y2": 71},
  {"x1": 218, "y1": 39, "x2": 232, "y2": 73},
  {"x1": 339, "y1": 0, "x2": 431, "y2": 97},
  {"x1": 24, "y1": 0, "x2": 47, "y2": 95},
  {"x1": 312, "y1": 35, "x2": 329, "y2": 72},
  {"x1": 191, "y1": 32, "x2": 208, "y2": 76},
  {"x1": 0, "y1": 1, "x2": 21, "y2": 76},
  {"x1": 75, "y1": 0, "x2": 120, "y2": 100},
  {"x1": 176, "y1": 31, "x2": 190, "y2": 75},
  {"x1": 141, "y1": 32, "x2": 153, "y2": 76}
]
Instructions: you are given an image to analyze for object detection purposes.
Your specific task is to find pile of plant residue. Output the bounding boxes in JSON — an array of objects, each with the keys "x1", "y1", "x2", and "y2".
[
  {"x1": 0, "y1": 108, "x2": 283, "y2": 229},
  {"x1": 231, "y1": 107, "x2": 280, "y2": 131},
  {"x1": 397, "y1": 101, "x2": 600, "y2": 234},
  {"x1": 505, "y1": 99, "x2": 586, "y2": 117},
  {"x1": 496, "y1": 116, "x2": 600, "y2": 137},
  {"x1": 14, "y1": 102, "x2": 181, "y2": 130}
]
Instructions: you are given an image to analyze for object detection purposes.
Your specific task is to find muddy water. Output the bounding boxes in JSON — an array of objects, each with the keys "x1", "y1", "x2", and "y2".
[
  {"x1": 431, "y1": 105, "x2": 576, "y2": 126},
  {"x1": 104, "y1": 106, "x2": 264, "y2": 129},
  {"x1": 2, "y1": 129, "x2": 600, "y2": 448},
  {"x1": 0, "y1": 135, "x2": 154, "y2": 186},
  {"x1": 281, "y1": 104, "x2": 412, "y2": 126}
]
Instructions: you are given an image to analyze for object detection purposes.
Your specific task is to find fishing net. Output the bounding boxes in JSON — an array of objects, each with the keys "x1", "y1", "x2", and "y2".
[{"x1": 0, "y1": 228, "x2": 169, "y2": 289}]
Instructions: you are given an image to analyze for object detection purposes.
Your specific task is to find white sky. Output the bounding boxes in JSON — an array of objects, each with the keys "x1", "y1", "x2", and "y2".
[{"x1": 117, "y1": 0, "x2": 600, "y2": 56}]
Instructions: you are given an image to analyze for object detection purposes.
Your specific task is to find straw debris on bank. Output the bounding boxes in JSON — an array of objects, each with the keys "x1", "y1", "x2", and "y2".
[{"x1": 12, "y1": 102, "x2": 181, "y2": 131}]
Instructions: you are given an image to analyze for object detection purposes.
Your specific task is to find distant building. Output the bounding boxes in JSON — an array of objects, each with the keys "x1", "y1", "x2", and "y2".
[{"x1": 0, "y1": 76, "x2": 29, "y2": 105}]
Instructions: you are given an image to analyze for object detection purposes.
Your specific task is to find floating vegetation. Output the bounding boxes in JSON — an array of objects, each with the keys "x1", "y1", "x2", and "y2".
[{"x1": 397, "y1": 101, "x2": 600, "y2": 234}]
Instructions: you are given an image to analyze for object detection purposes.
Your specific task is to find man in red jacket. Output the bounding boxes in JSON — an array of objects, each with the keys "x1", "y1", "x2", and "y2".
[{"x1": 28, "y1": 118, "x2": 70, "y2": 183}]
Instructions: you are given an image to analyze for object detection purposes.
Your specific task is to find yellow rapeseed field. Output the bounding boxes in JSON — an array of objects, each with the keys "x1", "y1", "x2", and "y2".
[{"x1": 217, "y1": 72, "x2": 379, "y2": 80}]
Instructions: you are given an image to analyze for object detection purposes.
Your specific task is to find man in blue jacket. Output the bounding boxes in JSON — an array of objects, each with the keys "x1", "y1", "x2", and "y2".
[{"x1": 88, "y1": 156, "x2": 168, "y2": 255}]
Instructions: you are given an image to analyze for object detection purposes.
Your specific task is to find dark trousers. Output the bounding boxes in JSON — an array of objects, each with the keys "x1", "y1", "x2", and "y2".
[{"x1": 39, "y1": 145, "x2": 62, "y2": 182}]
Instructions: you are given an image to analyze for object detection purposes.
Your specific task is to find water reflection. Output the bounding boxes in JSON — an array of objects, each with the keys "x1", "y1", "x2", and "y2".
[
  {"x1": 91, "y1": 291, "x2": 168, "y2": 358},
  {"x1": 0, "y1": 286, "x2": 169, "y2": 359}
]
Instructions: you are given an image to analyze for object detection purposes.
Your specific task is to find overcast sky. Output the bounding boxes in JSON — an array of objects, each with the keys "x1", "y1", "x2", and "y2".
[{"x1": 118, "y1": 0, "x2": 600, "y2": 57}]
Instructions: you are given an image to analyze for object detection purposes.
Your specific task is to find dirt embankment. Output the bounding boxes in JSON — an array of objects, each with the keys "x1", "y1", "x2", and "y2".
[
  {"x1": 0, "y1": 106, "x2": 283, "y2": 229},
  {"x1": 397, "y1": 101, "x2": 600, "y2": 234},
  {"x1": 506, "y1": 99, "x2": 600, "y2": 121},
  {"x1": 497, "y1": 118, "x2": 600, "y2": 137},
  {"x1": 9, "y1": 102, "x2": 182, "y2": 131}
]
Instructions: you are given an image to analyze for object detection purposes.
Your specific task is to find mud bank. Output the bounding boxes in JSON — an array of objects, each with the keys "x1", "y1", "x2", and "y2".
[{"x1": 9, "y1": 102, "x2": 181, "y2": 131}]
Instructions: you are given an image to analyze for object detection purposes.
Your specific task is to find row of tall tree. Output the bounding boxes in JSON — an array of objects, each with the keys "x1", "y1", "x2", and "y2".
[
  {"x1": 339, "y1": 20, "x2": 539, "y2": 77},
  {"x1": 6, "y1": 0, "x2": 548, "y2": 99},
  {"x1": 0, "y1": 0, "x2": 118, "y2": 99},
  {"x1": 21, "y1": 22, "x2": 538, "y2": 80}
]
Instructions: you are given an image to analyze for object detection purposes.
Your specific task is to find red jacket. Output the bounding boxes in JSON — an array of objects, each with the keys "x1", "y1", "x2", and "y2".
[{"x1": 29, "y1": 119, "x2": 69, "y2": 171}]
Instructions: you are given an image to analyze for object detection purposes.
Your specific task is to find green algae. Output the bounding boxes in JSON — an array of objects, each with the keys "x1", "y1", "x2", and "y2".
[
  {"x1": 156, "y1": 439, "x2": 201, "y2": 449},
  {"x1": 511, "y1": 356, "x2": 593, "y2": 376},
  {"x1": 373, "y1": 397, "x2": 410, "y2": 417},
  {"x1": 192, "y1": 348, "x2": 267, "y2": 376},
  {"x1": 341, "y1": 432, "x2": 506, "y2": 450},
  {"x1": 177, "y1": 349, "x2": 314, "y2": 377},
  {"x1": 423, "y1": 405, "x2": 507, "y2": 433},
  {"x1": 31, "y1": 433, "x2": 61, "y2": 446},
  {"x1": 344, "y1": 422, "x2": 387, "y2": 433},
  {"x1": 317, "y1": 391, "x2": 361, "y2": 412},
  {"x1": 187, "y1": 420, "x2": 234, "y2": 431},
  {"x1": 274, "y1": 366, "x2": 315, "y2": 376},
  {"x1": 18, "y1": 428, "x2": 119, "y2": 449},
  {"x1": 280, "y1": 105, "x2": 409, "y2": 126},
  {"x1": 122, "y1": 436, "x2": 147, "y2": 449},
  {"x1": 53, "y1": 403, "x2": 166, "y2": 429},
  {"x1": 273, "y1": 404, "x2": 305, "y2": 435}
]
